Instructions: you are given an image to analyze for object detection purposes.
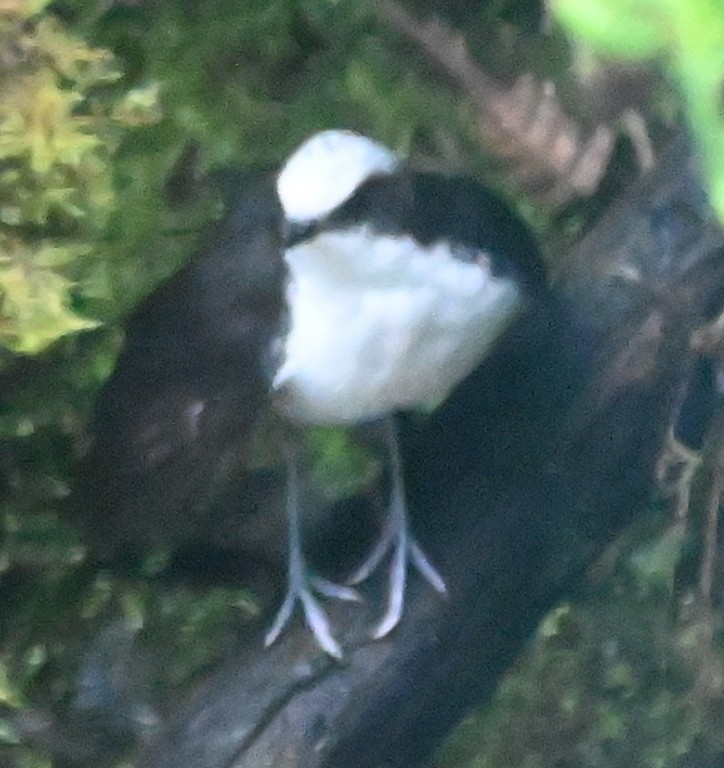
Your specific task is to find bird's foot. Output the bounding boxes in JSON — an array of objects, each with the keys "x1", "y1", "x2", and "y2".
[
  {"x1": 264, "y1": 572, "x2": 361, "y2": 659},
  {"x1": 348, "y1": 518, "x2": 446, "y2": 639}
]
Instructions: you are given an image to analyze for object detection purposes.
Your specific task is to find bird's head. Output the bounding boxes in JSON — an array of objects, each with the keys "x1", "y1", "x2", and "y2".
[{"x1": 276, "y1": 130, "x2": 399, "y2": 230}]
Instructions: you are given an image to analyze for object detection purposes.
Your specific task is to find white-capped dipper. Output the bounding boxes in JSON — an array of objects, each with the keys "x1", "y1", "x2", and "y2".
[{"x1": 267, "y1": 130, "x2": 545, "y2": 656}]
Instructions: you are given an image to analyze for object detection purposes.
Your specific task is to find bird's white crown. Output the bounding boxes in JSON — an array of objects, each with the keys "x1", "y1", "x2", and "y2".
[{"x1": 277, "y1": 129, "x2": 399, "y2": 224}]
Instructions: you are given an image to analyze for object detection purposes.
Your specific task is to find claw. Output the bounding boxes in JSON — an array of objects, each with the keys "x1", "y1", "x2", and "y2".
[
  {"x1": 369, "y1": 513, "x2": 447, "y2": 640},
  {"x1": 311, "y1": 576, "x2": 362, "y2": 602},
  {"x1": 265, "y1": 579, "x2": 344, "y2": 659},
  {"x1": 410, "y1": 541, "x2": 447, "y2": 596}
]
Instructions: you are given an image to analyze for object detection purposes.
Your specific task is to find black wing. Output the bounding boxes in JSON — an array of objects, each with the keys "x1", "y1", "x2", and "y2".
[{"x1": 74, "y1": 176, "x2": 287, "y2": 565}]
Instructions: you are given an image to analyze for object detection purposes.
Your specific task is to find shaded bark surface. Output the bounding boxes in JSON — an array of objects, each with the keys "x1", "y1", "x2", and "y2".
[{"x1": 139, "y1": 136, "x2": 724, "y2": 768}]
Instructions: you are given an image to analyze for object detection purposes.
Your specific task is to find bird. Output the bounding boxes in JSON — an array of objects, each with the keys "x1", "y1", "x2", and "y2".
[
  {"x1": 266, "y1": 130, "x2": 544, "y2": 654},
  {"x1": 77, "y1": 129, "x2": 545, "y2": 659}
]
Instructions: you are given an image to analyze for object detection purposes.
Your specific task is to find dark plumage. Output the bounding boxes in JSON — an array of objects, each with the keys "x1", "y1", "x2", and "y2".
[{"x1": 76, "y1": 176, "x2": 287, "y2": 563}]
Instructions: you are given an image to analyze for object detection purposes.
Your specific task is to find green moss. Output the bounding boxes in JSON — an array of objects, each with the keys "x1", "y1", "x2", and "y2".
[{"x1": 0, "y1": 8, "x2": 123, "y2": 356}]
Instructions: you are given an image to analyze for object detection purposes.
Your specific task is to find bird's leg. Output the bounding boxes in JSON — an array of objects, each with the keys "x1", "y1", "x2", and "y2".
[
  {"x1": 264, "y1": 440, "x2": 360, "y2": 659},
  {"x1": 348, "y1": 417, "x2": 447, "y2": 638}
]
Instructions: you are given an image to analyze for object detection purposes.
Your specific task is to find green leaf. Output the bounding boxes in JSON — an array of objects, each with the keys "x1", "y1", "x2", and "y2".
[{"x1": 552, "y1": 0, "x2": 665, "y2": 59}]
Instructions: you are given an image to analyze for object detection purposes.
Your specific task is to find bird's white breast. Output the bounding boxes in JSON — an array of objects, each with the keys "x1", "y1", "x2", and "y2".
[{"x1": 272, "y1": 227, "x2": 521, "y2": 425}]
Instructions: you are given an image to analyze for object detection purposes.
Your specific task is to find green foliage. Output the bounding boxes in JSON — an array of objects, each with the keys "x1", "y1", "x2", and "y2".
[
  {"x1": 305, "y1": 426, "x2": 381, "y2": 503},
  {"x1": 552, "y1": 0, "x2": 724, "y2": 223},
  {"x1": 0, "y1": 3, "x2": 121, "y2": 355}
]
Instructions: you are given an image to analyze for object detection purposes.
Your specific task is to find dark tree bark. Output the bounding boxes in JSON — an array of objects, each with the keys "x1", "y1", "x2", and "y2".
[{"x1": 138, "y1": 135, "x2": 724, "y2": 768}]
